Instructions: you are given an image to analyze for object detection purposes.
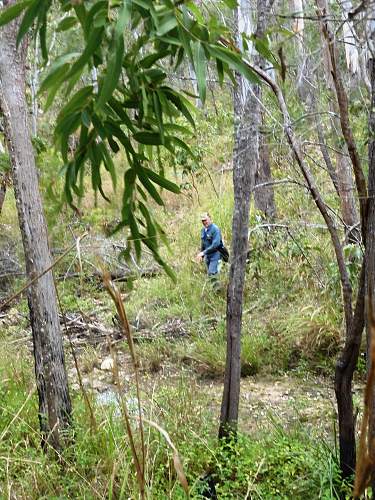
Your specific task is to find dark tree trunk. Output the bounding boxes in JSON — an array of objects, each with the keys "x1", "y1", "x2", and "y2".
[
  {"x1": 0, "y1": 1, "x2": 72, "y2": 449},
  {"x1": 335, "y1": 261, "x2": 365, "y2": 479},
  {"x1": 366, "y1": 56, "x2": 375, "y2": 491}
]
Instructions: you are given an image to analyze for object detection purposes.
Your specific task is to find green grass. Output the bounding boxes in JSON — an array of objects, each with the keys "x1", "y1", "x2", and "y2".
[{"x1": 0, "y1": 351, "x2": 349, "y2": 499}]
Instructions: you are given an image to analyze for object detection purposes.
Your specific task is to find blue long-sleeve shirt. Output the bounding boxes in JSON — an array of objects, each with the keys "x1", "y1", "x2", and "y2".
[{"x1": 201, "y1": 223, "x2": 222, "y2": 256}]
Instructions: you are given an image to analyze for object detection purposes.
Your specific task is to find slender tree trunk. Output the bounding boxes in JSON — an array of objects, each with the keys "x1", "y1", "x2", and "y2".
[
  {"x1": 365, "y1": 55, "x2": 375, "y2": 492},
  {"x1": 0, "y1": 0, "x2": 71, "y2": 449},
  {"x1": 253, "y1": 0, "x2": 276, "y2": 219},
  {"x1": 219, "y1": 3, "x2": 260, "y2": 438},
  {"x1": 336, "y1": 151, "x2": 360, "y2": 244},
  {"x1": 254, "y1": 117, "x2": 276, "y2": 219},
  {"x1": 316, "y1": 0, "x2": 367, "y2": 479},
  {"x1": 335, "y1": 261, "x2": 365, "y2": 479},
  {"x1": 316, "y1": 0, "x2": 360, "y2": 243}
]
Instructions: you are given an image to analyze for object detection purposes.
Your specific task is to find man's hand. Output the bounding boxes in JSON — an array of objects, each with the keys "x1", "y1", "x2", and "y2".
[{"x1": 196, "y1": 251, "x2": 204, "y2": 262}]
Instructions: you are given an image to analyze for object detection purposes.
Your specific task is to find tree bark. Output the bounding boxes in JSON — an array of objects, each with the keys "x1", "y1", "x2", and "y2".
[
  {"x1": 0, "y1": 0, "x2": 72, "y2": 449},
  {"x1": 336, "y1": 151, "x2": 360, "y2": 244},
  {"x1": 335, "y1": 261, "x2": 365, "y2": 479},
  {"x1": 219, "y1": 3, "x2": 260, "y2": 439},
  {"x1": 254, "y1": 116, "x2": 276, "y2": 219},
  {"x1": 253, "y1": 0, "x2": 276, "y2": 219},
  {"x1": 316, "y1": 0, "x2": 360, "y2": 244},
  {"x1": 365, "y1": 55, "x2": 375, "y2": 491}
]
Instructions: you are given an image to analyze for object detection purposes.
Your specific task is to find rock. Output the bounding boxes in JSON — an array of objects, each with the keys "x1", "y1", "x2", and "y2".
[
  {"x1": 92, "y1": 378, "x2": 107, "y2": 391},
  {"x1": 100, "y1": 357, "x2": 114, "y2": 371}
]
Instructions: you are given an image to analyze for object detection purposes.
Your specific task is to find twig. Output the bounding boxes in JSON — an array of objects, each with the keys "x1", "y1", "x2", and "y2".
[{"x1": 0, "y1": 233, "x2": 88, "y2": 311}]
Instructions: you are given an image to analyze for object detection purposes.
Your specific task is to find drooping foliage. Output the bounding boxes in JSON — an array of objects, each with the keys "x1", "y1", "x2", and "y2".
[{"x1": 0, "y1": 0, "x2": 265, "y2": 276}]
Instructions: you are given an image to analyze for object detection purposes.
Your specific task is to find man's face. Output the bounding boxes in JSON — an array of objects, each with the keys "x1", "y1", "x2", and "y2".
[{"x1": 201, "y1": 217, "x2": 211, "y2": 228}]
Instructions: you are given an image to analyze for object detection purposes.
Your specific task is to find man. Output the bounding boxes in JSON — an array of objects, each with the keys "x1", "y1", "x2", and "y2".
[{"x1": 196, "y1": 212, "x2": 222, "y2": 278}]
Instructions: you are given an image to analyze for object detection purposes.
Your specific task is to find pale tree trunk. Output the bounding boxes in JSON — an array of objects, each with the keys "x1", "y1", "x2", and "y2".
[
  {"x1": 0, "y1": 0, "x2": 72, "y2": 449},
  {"x1": 290, "y1": 0, "x2": 308, "y2": 100},
  {"x1": 254, "y1": 121, "x2": 276, "y2": 219},
  {"x1": 30, "y1": 38, "x2": 39, "y2": 138},
  {"x1": 340, "y1": 0, "x2": 360, "y2": 78},
  {"x1": 253, "y1": 0, "x2": 276, "y2": 219},
  {"x1": 336, "y1": 152, "x2": 360, "y2": 243},
  {"x1": 219, "y1": 0, "x2": 273, "y2": 438}
]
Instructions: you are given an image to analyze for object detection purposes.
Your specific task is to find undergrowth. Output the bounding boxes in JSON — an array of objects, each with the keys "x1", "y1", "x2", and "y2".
[{"x1": 0, "y1": 353, "x2": 349, "y2": 499}]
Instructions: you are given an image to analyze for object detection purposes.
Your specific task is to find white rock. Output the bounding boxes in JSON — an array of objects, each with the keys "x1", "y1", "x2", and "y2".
[{"x1": 100, "y1": 357, "x2": 114, "y2": 371}]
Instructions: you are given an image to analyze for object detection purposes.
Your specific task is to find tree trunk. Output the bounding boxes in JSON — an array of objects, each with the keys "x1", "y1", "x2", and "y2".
[
  {"x1": 316, "y1": 0, "x2": 360, "y2": 244},
  {"x1": 254, "y1": 116, "x2": 276, "y2": 219},
  {"x1": 0, "y1": 0, "x2": 72, "y2": 449},
  {"x1": 253, "y1": 0, "x2": 276, "y2": 219},
  {"x1": 335, "y1": 261, "x2": 365, "y2": 479},
  {"x1": 365, "y1": 55, "x2": 375, "y2": 492},
  {"x1": 219, "y1": 0, "x2": 264, "y2": 439},
  {"x1": 336, "y1": 151, "x2": 360, "y2": 244}
]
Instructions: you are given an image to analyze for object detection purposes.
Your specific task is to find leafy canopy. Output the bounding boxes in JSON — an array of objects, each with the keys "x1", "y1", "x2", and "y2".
[{"x1": 0, "y1": 0, "x2": 261, "y2": 277}]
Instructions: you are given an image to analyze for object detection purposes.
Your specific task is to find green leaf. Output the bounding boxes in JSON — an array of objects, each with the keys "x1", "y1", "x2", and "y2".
[
  {"x1": 56, "y1": 16, "x2": 77, "y2": 31},
  {"x1": 156, "y1": 15, "x2": 178, "y2": 36},
  {"x1": 65, "y1": 27, "x2": 104, "y2": 81},
  {"x1": 98, "y1": 142, "x2": 117, "y2": 189},
  {"x1": 16, "y1": 0, "x2": 42, "y2": 45},
  {"x1": 123, "y1": 168, "x2": 136, "y2": 204},
  {"x1": 104, "y1": 120, "x2": 136, "y2": 155},
  {"x1": 96, "y1": 36, "x2": 124, "y2": 110},
  {"x1": 108, "y1": 98, "x2": 135, "y2": 132},
  {"x1": 216, "y1": 58, "x2": 224, "y2": 86},
  {"x1": 186, "y1": 1, "x2": 204, "y2": 24},
  {"x1": 139, "y1": 50, "x2": 170, "y2": 68},
  {"x1": 207, "y1": 44, "x2": 261, "y2": 84},
  {"x1": 167, "y1": 136, "x2": 196, "y2": 161},
  {"x1": 131, "y1": 0, "x2": 153, "y2": 9},
  {"x1": 162, "y1": 88, "x2": 195, "y2": 128},
  {"x1": 133, "y1": 131, "x2": 163, "y2": 145},
  {"x1": 39, "y1": 53, "x2": 80, "y2": 93},
  {"x1": 252, "y1": 35, "x2": 280, "y2": 69},
  {"x1": 223, "y1": 0, "x2": 237, "y2": 7},
  {"x1": 177, "y1": 24, "x2": 193, "y2": 63},
  {"x1": 56, "y1": 86, "x2": 93, "y2": 125},
  {"x1": 137, "y1": 168, "x2": 164, "y2": 205},
  {"x1": 128, "y1": 212, "x2": 142, "y2": 261},
  {"x1": 142, "y1": 167, "x2": 180, "y2": 193},
  {"x1": 39, "y1": 13, "x2": 48, "y2": 61},
  {"x1": 153, "y1": 92, "x2": 164, "y2": 144},
  {"x1": 0, "y1": 0, "x2": 31, "y2": 28},
  {"x1": 192, "y1": 41, "x2": 206, "y2": 103}
]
